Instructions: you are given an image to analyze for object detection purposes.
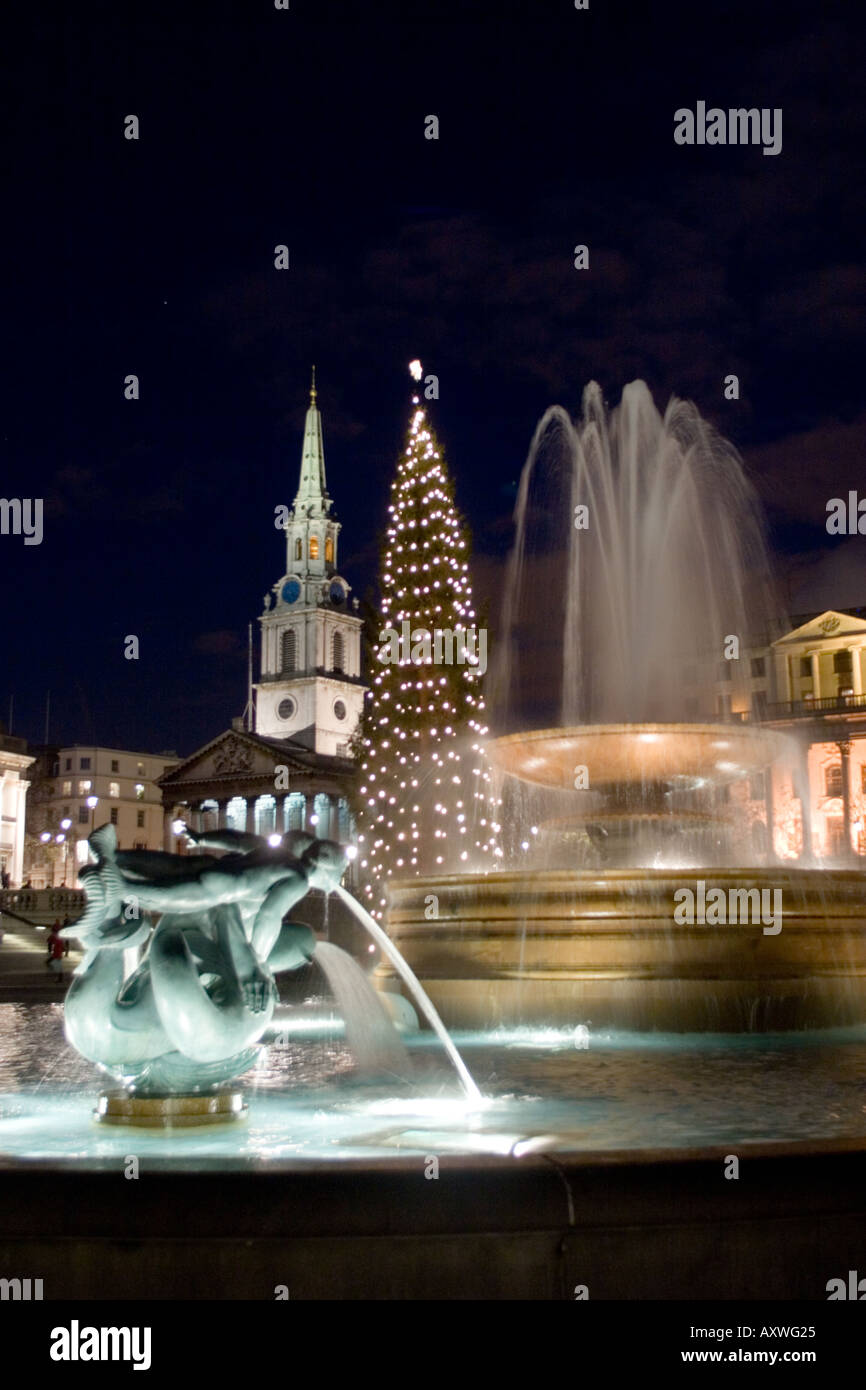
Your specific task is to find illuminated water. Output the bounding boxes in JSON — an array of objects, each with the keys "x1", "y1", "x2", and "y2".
[
  {"x1": 2, "y1": 1005, "x2": 865, "y2": 1167},
  {"x1": 492, "y1": 379, "x2": 782, "y2": 733},
  {"x1": 333, "y1": 884, "x2": 482, "y2": 1101}
]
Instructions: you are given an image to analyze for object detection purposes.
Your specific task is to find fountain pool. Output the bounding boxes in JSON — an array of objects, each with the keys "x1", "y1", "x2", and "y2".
[{"x1": 3, "y1": 1005, "x2": 866, "y2": 1163}]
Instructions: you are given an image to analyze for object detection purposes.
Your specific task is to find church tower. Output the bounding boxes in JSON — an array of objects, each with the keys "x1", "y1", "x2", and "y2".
[{"x1": 254, "y1": 371, "x2": 365, "y2": 755}]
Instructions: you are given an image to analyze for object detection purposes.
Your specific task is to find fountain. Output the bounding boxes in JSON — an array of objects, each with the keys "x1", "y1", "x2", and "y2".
[
  {"x1": 378, "y1": 382, "x2": 866, "y2": 1032},
  {"x1": 2, "y1": 381, "x2": 866, "y2": 1301}
]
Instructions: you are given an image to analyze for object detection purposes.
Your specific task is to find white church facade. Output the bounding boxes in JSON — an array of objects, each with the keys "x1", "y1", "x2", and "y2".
[{"x1": 255, "y1": 368, "x2": 365, "y2": 755}]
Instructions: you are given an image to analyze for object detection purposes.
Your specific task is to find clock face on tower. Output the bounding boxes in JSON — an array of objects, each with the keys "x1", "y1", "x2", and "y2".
[{"x1": 282, "y1": 578, "x2": 301, "y2": 604}]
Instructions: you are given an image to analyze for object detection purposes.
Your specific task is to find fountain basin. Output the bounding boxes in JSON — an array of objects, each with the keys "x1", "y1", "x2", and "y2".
[
  {"x1": 379, "y1": 867, "x2": 866, "y2": 1032},
  {"x1": 488, "y1": 722, "x2": 792, "y2": 791}
]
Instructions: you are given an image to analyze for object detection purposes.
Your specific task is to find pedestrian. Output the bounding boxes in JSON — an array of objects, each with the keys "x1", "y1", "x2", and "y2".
[{"x1": 46, "y1": 923, "x2": 65, "y2": 978}]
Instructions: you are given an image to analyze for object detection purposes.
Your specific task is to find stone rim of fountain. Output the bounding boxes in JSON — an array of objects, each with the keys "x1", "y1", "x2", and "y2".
[{"x1": 487, "y1": 722, "x2": 795, "y2": 792}]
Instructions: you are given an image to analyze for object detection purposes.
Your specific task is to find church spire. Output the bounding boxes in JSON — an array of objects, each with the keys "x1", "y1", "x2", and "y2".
[{"x1": 293, "y1": 365, "x2": 330, "y2": 515}]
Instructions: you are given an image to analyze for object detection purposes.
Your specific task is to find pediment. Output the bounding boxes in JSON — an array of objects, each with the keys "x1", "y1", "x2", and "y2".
[
  {"x1": 773, "y1": 610, "x2": 866, "y2": 647},
  {"x1": 159, "y1": 729, "x2": 310, "y2": 787}
]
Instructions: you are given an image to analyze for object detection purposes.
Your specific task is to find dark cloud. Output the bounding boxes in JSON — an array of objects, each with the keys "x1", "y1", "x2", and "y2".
[
  {"x1": 193, "y1": 630, "x2": 243, "y2": 656},
  {"x1": 747, "y1": 414, "x2": 866, "y2": 526}
]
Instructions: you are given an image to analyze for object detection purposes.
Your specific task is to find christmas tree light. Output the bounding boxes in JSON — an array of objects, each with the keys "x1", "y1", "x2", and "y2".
[{"x1": 354, "y1": 364, "x2": 499, "y2": 917}]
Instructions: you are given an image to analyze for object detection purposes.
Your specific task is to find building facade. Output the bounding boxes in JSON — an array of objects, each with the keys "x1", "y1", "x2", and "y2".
[
  {"x1": 158, "y1": 374, "x2": 364, "y2": 853},
  {"x1": 0, "y1": 730, "x2": 34, "y2": 886},
  {"x1": 703, "y1": 609, "x2": 866, "y2": 863},
  {"x1": 24, "y1": 744, "x2": 179, "y2": 886}
]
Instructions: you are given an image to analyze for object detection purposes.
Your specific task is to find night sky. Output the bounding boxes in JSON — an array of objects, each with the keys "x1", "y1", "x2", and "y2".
[{"x1": 3, "y1": 0, "x2": 864, "y2": 756}]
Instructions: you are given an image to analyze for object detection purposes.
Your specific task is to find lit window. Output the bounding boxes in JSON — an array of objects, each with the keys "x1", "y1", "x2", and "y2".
[
  {"x1": 109, "y1": 782, "x2": 120, "y2": 798},
  {"x1": 135, "y1": 784, "x2": 145, "y2": 801},
  {"x1": 78, "y1": 780, "x2": 92, "y2": 795},
  {"x1": 62, "y1": 781, "x2": 72, "y2": 796},
  {"x1": 325, "y1": 536, "x2": 334, "y2": 564},
  {"x1": 309, "y1": 536, "x2": 319, "y2": 560}
]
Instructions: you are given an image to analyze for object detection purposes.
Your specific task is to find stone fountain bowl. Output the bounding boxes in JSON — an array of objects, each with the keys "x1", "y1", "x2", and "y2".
[
  {"x1": 378, "y1": 866, "x2": 866, "y2": 1032},
  {"x1": 487, "y1": 722, "x2": 794, "y2": 791}
]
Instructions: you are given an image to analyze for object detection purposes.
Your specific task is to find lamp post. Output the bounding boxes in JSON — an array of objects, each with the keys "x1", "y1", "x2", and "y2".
[
  {"x1": 60, "y1": 818, "x2": 72, "y2": 887},
  {"x1": 86, "y1": 794, "x2": 98, "y2": 840},
  {"x1": 40, "y1": 830, "x2": 52, "y2": 888}
]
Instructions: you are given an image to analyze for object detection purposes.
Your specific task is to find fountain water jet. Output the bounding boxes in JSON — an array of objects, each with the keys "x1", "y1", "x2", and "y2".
[
  {"x1": 334, "y1": 885, "x2": 482, "y2": 1103},
  {"x1": 377, "y1": 382, "x2": 866, "y2": 1031}
]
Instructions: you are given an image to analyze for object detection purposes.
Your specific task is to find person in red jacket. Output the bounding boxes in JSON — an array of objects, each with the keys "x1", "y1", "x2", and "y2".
[{"x1": 46, "y1": 923, "x2": 65, "y2": 977}]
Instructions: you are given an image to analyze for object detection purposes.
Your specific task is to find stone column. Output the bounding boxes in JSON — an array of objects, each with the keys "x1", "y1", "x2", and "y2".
[
  {"x1": 850, "y1": 647, "x2": 863, "y2": 696},
  {"x1": 304, "y1": 793, "x2": 316, "y2": 834},
  {"x1": 763, "y1": 769, "x2": 777, "y2": 863},
  {"x1": 12, "y1": 778, "x2": 28, "y2": 887},
  {"x1": 796, "y1": 744, "x2": 813, "y2": 863},
  {"x1": 809, "y1": 651, "x2": 821, "y2": 700},
  {"x1": 328, "y1": 795, "x2": 341, "y2": 841},
  {"x1": 163, "y1": 809, "x2": 174, "y2": 852},
  {"x1": 771, "y1": 650, "x2": 788, "y2": 705},
  {"x1": 217, "y1": 799, "x2": 229, "y2": 829},
  {"x1": 245, "y1": 797, "x2": 257, "y2": 834},
  {"x1": 838, "y1": 740, "x2": 854, "y2": 860},
  {"x1": 782, "y1": 651, "x2": 792, "y2": 703}
]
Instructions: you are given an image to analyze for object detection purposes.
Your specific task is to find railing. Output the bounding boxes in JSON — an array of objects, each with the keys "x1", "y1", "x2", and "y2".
[
  {"x1": 258, "y1": 667, "x2": 365, "y2": 686},
  {"x1": 764, "y1": 693, "x2": 866, "y2": 719},
  {"x1": 0, "y1": 888, "x2": 85, "y2": 918}
]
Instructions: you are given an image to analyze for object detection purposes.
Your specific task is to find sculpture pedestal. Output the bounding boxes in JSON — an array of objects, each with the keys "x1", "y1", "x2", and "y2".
[{"x1": 94, "y1": 1091, "x2": 247, "y2": 1128}]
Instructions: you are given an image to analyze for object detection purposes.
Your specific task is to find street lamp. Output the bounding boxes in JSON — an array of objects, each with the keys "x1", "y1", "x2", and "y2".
[
  {"x1": 60, "y1": 818, "x2": 72, "y2": 886},
  {"x1": 38, "y1": 830, "x2": 51, "y2": 888},
  {"x1": 86, "y1": 796, "x2": 99, "y2": 862}
]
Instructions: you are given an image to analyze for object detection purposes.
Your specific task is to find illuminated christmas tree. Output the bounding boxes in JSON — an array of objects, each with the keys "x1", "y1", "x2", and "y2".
[{"x1": 355, "y1": 362, "x2": 499, "y2": 918}]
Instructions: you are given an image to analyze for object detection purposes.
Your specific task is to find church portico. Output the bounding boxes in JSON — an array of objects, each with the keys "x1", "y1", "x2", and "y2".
[{"x1": 158, "y1": 729, "x2": 355, "y2": 854}]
